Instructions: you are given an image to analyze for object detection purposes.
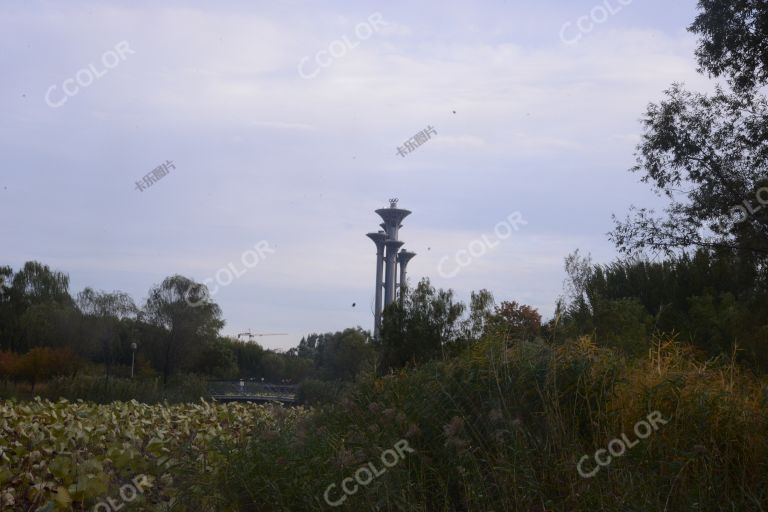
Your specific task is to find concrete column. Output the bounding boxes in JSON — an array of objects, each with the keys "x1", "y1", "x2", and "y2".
[
  {"x1": 366, "y1": 232, "x2": 387, "y2": 339},
  {"x1": 384, "y1": 240, "x2": 404, "y2": 307},
  {"x1": 397, "y1": 250, "x2": 416, "y2": 304}
]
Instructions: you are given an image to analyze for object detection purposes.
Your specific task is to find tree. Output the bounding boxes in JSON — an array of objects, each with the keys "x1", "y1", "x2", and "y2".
[
  {"x1": 11, "y1": 261, "x2": 72, "y2": 306},
  {"x1": 460, "y1": 290, "x2": 495, "y2": 342},
  {"x1": 229, "y1": 338, "x2": 266, "y2": 378},
  {"x1": 0, "y1": 266, "x2": 10, "y2": 299},
  {"x1": 18, "y1": 302, "x2": 81, "y2": 352},
  {"x1": 14, "y1": 347, "x2": 81, "y2": 392},
  {"x1": 690, "y1": 0, "x2": 768, "y2": 92},
  {"x1": 487, "y1": 301, "x2": 542, "y2": 341},
  {"x1": 144, "y1": 275, "x2": 224, "y2": 384},
  {"x1": 611, "y1": 85, "x2": 768, "y2": 258},
  {"x1": 379, "y1": 278, "x2": 466, "y2": 369},
  {"x1": 612, "y1": 0, "x2": 768, "y2": 259},
  {"x1": 0, "y1": 266, "x2": 12, "y2": 351},
  {"x1": 2, "y1": 262, "x2": 75, "y2": 352},
  {"x1": 0, "y1": 351, "x2": 19, "y2": 384},
  {"x1": 77, "y1": 288, "x2": 138, "y2": 376},
  {"x1": 193, "y1": 338, "x2": 238, "y2": 378},
  {"x1": 314, "y1": 328, "x2": 375, "y2": 381},
  {"x1": 77, "y1": 288, "x2": 137, "y2": 319},
  {"x1": 558, "y1": 250, "x2": 768, "y2": 364}
]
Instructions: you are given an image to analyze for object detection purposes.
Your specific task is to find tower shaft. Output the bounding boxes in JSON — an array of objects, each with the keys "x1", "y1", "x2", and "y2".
[{"x1": 367, "y1": 200, "x2": 416, "y2": 339}]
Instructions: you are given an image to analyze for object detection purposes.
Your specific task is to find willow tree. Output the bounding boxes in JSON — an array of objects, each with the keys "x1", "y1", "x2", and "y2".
[{"x1": 144, "y1": 275, "x2": 224, "y2": 383}]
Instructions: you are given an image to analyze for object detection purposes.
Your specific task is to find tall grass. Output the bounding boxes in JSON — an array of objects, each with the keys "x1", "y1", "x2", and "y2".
[{"x1": 187, "y1": 335, "x2": 768, "y2": 511}]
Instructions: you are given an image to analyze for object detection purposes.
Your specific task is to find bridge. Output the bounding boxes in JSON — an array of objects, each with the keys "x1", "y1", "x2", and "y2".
[{"x1": 207, "y1": 380, "x2": 300, "y2": 404}]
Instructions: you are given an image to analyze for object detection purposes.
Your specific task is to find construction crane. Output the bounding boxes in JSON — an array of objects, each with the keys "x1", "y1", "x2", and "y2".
[{"x1": 237, "y1": 330, "x2": 287, "y2": 342}]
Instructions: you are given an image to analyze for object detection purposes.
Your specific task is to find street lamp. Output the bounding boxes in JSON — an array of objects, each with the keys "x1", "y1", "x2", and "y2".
[{"x1": 130, "y1": 342, "x2": 137, "y2": 378}]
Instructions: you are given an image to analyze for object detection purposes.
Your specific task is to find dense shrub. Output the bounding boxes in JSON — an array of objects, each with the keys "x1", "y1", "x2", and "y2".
[{"x1": 195, "y1": 335, "x2": 768, "y2": 511}]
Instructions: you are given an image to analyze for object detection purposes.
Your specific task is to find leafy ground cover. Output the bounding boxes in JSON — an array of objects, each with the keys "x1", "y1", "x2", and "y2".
[{"x1": 0, "y1": 398, "x2": 302, "y2": 511}]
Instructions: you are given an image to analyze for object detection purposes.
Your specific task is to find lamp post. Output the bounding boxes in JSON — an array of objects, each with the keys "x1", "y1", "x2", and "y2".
[{"x1": 130, "y1": 342, "x2": 137, "y2": 378}]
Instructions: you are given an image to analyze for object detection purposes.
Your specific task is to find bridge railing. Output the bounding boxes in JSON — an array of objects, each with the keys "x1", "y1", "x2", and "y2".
[{"x1": 206, "y1": 380, "x2": 299, "y2": 399}]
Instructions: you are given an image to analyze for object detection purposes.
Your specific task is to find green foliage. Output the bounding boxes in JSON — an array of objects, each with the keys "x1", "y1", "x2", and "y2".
[
  {"x1": 611, "y1": 84, "x2": 768, "y2": 259},
  {"x1": 143, "y1": 275, "x2": 225, "y2": 383},
  {"x1": 297, "y1": 378, "x2": 350, "y2": 405},
  {"x1": 196, "y1": 335, "x2": 768, "y2": 511},
  {"x1": 297, "y1": 328, "x2": 376, "y2": 382},
  {"x1": 40, "y1": 374, "x2": 209, "y2": 404},
  {"x1": 612, "y1": 0, "x2": 768, "y2": 260},
  {"x1": 0, "y1": 397, "x2": 283, "y2": 510},
  {"x1": 193, "y1": 338, "x2": 238, "y2": 379},
  {"x1": 560, "y1": 249, "x2": 768, "y2": 367},
  {"x1": 379, "y1": 278, "x2": 467, "y2": 369},
  {"x1": 486, "y1": 300, "x2": 542, "y2": 342},
  {"x1": 690, "y1": 0, "x2": 768, "y2": 91}
]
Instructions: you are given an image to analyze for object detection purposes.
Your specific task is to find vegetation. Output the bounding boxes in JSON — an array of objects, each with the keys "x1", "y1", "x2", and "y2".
[
  {"x1": 198, "y1": 335, "x2": 767, "y2": 511},
  {"x1": 1, "y1": 1, "x2": 767, "y2": 510},
  {"x1": 0, "y1": 398, "x2": 301, "y2": 510}
]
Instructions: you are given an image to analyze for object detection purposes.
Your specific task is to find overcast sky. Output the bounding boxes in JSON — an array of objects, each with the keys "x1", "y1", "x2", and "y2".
[{"x1": 1, "y1": 0, "x2": 714, "y2": 349}]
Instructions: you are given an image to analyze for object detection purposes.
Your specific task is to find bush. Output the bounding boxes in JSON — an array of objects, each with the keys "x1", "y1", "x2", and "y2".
[
  {"x1": 298, "y1": 379, "x2": 350, "y2": 406},
  {"x1": 13, "y1": 347, "x2": 82, "y2": 390},
  {"x1": 196, "y1": 335, "x2": 768, "y2": 511},
  {"x1": 36, "y1": 373, "x2": 211, "y2": 404}
]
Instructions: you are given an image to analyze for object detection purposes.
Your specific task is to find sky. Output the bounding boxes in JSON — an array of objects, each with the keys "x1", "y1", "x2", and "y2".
[{"x1": 0, "y1": 0, "x2": 715, "y2": 350}]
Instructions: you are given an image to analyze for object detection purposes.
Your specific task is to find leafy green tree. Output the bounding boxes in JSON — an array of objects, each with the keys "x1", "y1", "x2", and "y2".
[
  {"x1": 314, "y1": 328, "x2": 375, "y2": 381},
  {"x1": 229, "y1": 338, "x2": 266, "y2": 378},
  {"x1": 612, "y1": 1, "x2": 768, "y2": 259},
  {"x1": 143, "y1": 275, "x2": 224, "y2": 384},
  {"x1": 18, "y1": 302, "x2": 81, "y2": 352},
  {"x1": 690, "y1": 0, "x2": 768, "y2": 92},
  {"x1": 460, "y1": 290, "x2": 495, "y2": 342},
  {"x1": 193, "y1": 338, "x2": 238, "y2": 378},
  {"x1": 611, "y1": 85, "x2": 768, "y2": 258},
  {"x1": 76, "y1": 288, "x2": 138, "y2": 377},
  {"x1": 260, "y1": 351, "x2": 287, "y2": 382},
  {"x1": 380, "y1": 278, "x2": 466, "y2": 370},
  {"x1": 281, "y1": 353, "x2": 315, "y2": 382},
  {"x1": 487, "y1": 301, "x2": 542, "y2": 342},
  {"x1": 296, "y1": 328, "x2": 375, "y2": 382},
  {"x1": 2, "y1": 262, "x2": 76, "y2": 352},
  {"x1": 11, "y1": 261, "x2": 72, "y2": 307},
  {"x1": 559, "y1": 250, "x2": 768, "y2": 363},
  {"x1": 0, "y1": 266, "x2": 11, "y2": 351}
]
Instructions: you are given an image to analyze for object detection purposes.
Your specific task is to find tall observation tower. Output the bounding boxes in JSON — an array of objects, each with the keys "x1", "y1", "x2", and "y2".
[{"x1": 366, "y1": 199, "x2": 416, "y2": 339}]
